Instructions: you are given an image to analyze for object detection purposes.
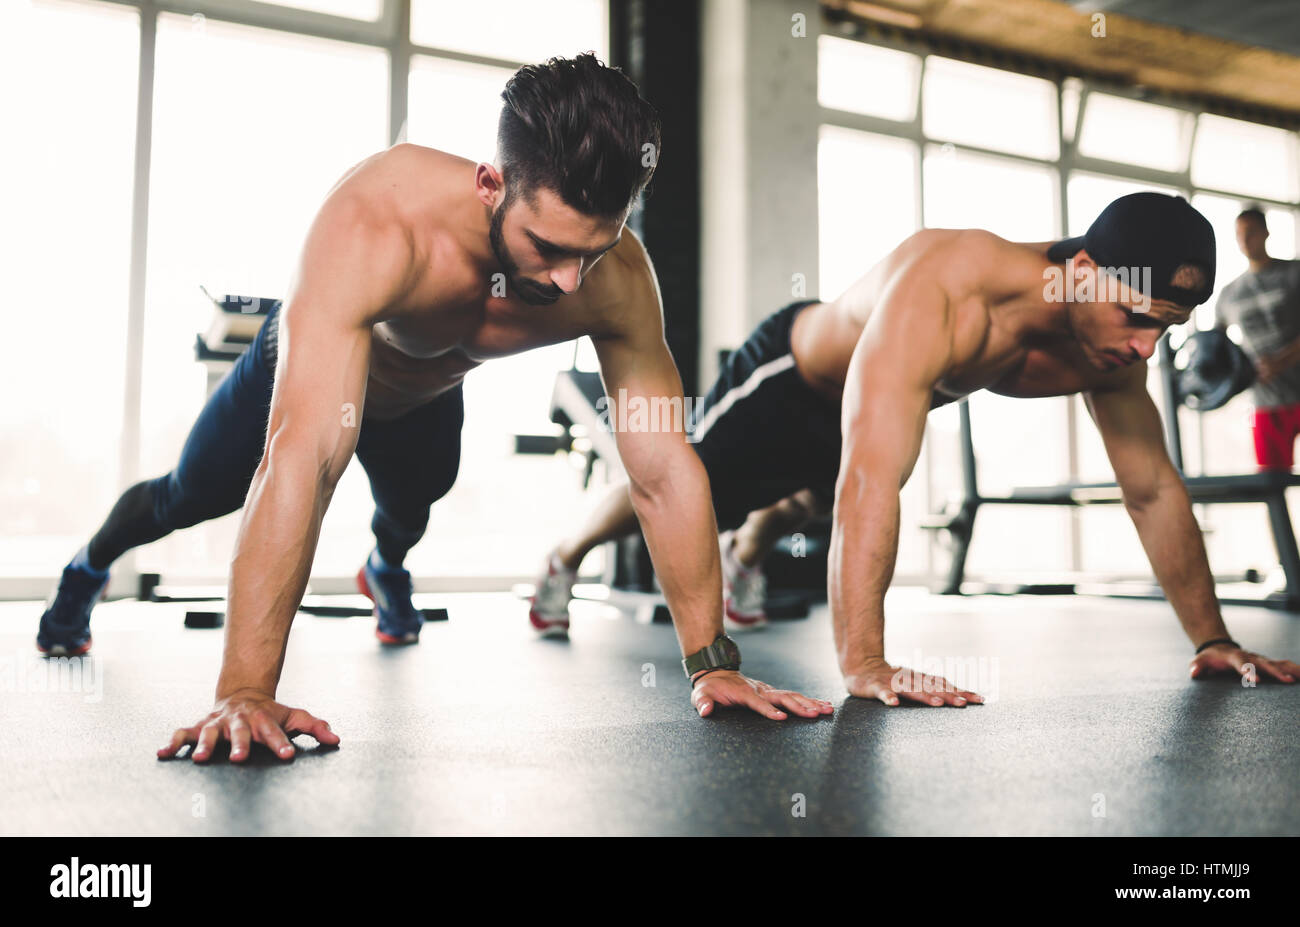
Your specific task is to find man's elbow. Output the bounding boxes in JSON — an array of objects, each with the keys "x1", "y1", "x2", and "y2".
[
  {"x1": 625, "y1": 444, "x2": 705, "y2": 508},
  {"x1": 1121, "y1": 473, "x2": 1184, "y2": 517},
  {"x1": 1121, "y1": 490, "x2": 1158, "y2": 517},
  {"x1": 832, "y1": 460, "x2": 903, "y2": 515},
  {"x1": 262, "y1": 426, "x2": 343, "y2": 492}
]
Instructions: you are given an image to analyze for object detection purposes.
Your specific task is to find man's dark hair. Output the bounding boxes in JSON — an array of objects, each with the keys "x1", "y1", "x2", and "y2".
[
  {"x1": 1237, "y1": 206, "x2": 1267, "y2": 228},
  {"x1": 498, "y1": 53, "x2": 661, "y2": 217}
]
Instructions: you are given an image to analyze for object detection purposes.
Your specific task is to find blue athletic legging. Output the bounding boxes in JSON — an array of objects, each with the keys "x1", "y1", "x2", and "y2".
[{"x1": 86, "y1": 301, "x2": 463, "y2": 570}]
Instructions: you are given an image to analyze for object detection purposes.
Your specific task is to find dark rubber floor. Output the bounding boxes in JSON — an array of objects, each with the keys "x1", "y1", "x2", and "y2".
[{"x1": 2, "y1": 589, "x2": 1297, "y2": 836}]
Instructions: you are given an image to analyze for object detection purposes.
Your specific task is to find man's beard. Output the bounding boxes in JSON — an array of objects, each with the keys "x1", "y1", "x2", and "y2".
[{"x1": 488, "y1": 201, "x2": 563, "y2": 306}]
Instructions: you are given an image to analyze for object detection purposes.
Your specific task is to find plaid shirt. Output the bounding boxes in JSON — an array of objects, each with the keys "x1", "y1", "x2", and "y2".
[{"x1": 1215, "y1": 259, "x2": 1300, "y2": 409}]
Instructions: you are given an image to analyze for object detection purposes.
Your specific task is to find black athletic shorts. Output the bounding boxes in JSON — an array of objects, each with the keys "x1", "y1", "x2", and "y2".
[{"x1": 690, "y1": 300, "x2": 843, "y2": 532}]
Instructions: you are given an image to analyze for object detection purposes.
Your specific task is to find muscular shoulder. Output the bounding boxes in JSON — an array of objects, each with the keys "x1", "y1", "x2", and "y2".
[
  {"x1": 884, "y1": 229, "x2": 1006, "y2": 297},
  {"x1": 290, "y1": 150, "x2": 428, "y2": 316},
  {"x1": 577, "y1": 227, "x2": 663, "y2": 339},
  {"x1": 889, "y1": 230, "x2": 1006, "y2": 322}
]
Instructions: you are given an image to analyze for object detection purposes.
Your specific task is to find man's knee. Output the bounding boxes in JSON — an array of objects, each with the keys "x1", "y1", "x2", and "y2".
[{"x1": 775, "y1": 489, "x2": 824, "y2": 524}]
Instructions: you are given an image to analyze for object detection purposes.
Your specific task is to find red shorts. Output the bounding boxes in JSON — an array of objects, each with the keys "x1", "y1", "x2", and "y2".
[{"x1": 1254, "y1": 403, "x2": 1300, "y2": 471}]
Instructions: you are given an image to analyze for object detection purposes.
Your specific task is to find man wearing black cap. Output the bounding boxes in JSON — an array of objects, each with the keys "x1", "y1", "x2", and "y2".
[{"x1": 535, "y1": 192, "x2": 1300, "y2": 704}]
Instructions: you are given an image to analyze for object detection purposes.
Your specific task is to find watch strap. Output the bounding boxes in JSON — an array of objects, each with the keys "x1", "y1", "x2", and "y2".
[{"x1": 682, "y1": 635, "x2": 741, "y2": 679}]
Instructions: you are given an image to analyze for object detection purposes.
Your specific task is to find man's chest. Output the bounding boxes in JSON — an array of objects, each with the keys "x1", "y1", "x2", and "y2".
[{"x1": 985, "y1": 342, "x2": 1122, "y2": 400}]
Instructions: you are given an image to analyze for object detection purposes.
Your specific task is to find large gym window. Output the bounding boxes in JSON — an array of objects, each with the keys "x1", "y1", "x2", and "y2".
[
  {"x1": 922, "y1": 57, "x2": 1059, "y2": 161},
  {"x1": 249, "y1": 0, "x2": 383, "y2": 19},
  {"x1": 0, "y1": 0, "x2": 139, "y2": 580},
  {"x1": 817, "y1": 35, "x2": 920, "y2": 122},
  {"x1": 1192, "y1": 114, "x2": 1300, "y2": 203},
  {"x1": 817, "y1": 127, "x2": 919, "y2": 300},
  {"x1": 922, "y1": 146, "x2": 1058, "y2": 241},
  {"x1": 7, "y1": 0, "x2": 611, "y2": 592},
  {"x1": 1077, "y1": 93, "x2": 1194, "y2": 174},
  {"x1": 409, "y1": 0, "x2": 607, "y2": 62},
  {"x1": 405, "y1": 56, "x2": 514, "y2": 156},
  {"x1": 138, "y1": 14, "x2": 388, "y2": 580}
]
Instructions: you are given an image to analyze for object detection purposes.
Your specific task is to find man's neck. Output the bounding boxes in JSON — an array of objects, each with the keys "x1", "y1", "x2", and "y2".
[
  {"x1": 992, "y1": 251, "x2": 1074, "y2": 343},
  {"x1": 1248, "y1": 254, "x2": 1276, "y2": 274},
  {"x1": 445, "y1": 188, "x2": 501, "y2": 277}
]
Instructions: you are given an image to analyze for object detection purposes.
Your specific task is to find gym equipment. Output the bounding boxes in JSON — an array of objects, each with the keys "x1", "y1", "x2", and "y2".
[
  {"x1": 300, "y1": 603, "x2": 448, "y2": 621},
  {"x1": 195, "y1": 290, "x2": 277, "y2": 397},
  {"x1": 533, "y1": 356, "x2": 815, "y2": 618},
  {"x1": 925, "y1": 333, "x2": 1300, "y2": 610},
  {"x1": 1172, "y1": 328, "x2": 1256, "y2": 412},
  {"x1": 183, "y1": 605, "x2": 449, "y2": 627},
  {"x1": 184, "y1": 610, "x2": 223, "y2": 629}
]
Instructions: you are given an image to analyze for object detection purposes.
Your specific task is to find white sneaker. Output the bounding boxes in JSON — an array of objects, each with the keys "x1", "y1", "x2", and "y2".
[
  {"x1": 720, "y1": 531, "x2": 768, "y2": 631},
  {"x1": 529, "y1": 552, "x2": 576, "y2": 637}
]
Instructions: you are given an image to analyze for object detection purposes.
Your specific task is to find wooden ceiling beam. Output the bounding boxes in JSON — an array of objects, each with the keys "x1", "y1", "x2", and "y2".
[{"x1": 823, "y1": 0, "x2": 1300, "y2": 128}]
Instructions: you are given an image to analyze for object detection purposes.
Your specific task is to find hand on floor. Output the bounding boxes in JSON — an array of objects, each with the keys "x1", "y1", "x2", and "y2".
[
  {"x1": 692, "y1": 670, "x2": 834, "y2": 720},
  {"x1": 157, "y1": 688, "x2": 340, "y2": 763},
  {"x1": 844, "y1": 658, "x2": 985, "y2": 707},
  {"x1": 1190, "y1": 644, "x2": 1298, "y2": 684}
]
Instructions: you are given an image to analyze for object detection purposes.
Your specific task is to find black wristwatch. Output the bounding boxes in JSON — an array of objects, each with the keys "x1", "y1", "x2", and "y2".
[{"x1": 682, "y1": 634, "x2": 741, "y2": 681}]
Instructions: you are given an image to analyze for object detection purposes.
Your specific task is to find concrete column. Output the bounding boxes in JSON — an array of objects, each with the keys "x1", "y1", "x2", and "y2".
[{"x1": 699, "y1": 0, "x2": 820, "y2": 387}]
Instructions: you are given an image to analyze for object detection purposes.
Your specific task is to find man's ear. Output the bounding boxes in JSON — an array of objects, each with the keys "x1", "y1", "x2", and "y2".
[
  {"x1": 475, "y1": 162, "x2": 505, "y2": 209},
  {"x1": 1071, "y1": 249, "x2": 1097, "y2": 281}
]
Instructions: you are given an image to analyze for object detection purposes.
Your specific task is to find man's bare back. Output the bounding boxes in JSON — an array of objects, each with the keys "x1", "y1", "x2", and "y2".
[{"x1": 790, "y1": 228, "x2": 1174, "y2": 407}]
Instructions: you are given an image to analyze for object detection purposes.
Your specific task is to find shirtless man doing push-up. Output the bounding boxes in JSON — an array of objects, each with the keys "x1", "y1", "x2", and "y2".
[
  {"x1": 35, "y1": 55, "x2": 832, "y2": 763},
  {"x1": 534, "y1": 192, "x2": 1300, "y2": 703}
]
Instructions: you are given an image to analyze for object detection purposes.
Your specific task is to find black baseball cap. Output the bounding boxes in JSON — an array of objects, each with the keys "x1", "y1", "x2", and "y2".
[{"x1": 1047, "y1": 192, "x2": 1217, "y2": 307}]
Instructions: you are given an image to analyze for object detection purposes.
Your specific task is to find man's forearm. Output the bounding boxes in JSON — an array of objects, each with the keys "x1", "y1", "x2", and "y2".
[
  {"x1": 216, "y1": 449, "x2": 330, "y2": 699},
  {"x1": 1127, "y1": 484, "x2": 1230, "y2": 647},
  {"x1": 829, "y1": 471, "x2": 899, "y2": 677},
  {"x1": 628, "y1": 451, "x2": 723, "y2": 657}
]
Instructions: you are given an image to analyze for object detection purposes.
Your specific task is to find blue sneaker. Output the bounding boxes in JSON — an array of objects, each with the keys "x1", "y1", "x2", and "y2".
[
  {"x1": 356, "y1": 553, "x2": 422, "y2": 645},
  {"x1": 36, "y1": 561, "x2": 110, "y2": 656}
]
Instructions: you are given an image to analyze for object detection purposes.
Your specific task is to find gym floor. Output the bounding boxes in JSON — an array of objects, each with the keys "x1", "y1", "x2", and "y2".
[{"x1": 4, "y1": 589, "x2": 1297, "y2": 837}]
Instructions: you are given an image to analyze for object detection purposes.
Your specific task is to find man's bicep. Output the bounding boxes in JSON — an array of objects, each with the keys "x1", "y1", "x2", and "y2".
[
  {"x1": 266, "y1": 203, "x2": 408, "y2": 481},
  {"x1": 840, "y1": 290, "x2": 950, "y2": 484},
  {"x1": 592, "y1": 325, "x2": 691, "y2": 486},
  {"x1": 840, "y1": 361, "x2": 932, "y2": 492},
  {"x1": 589, "y1": 262, "x2": 698, "y2": 491},
  {"x1": 268, "y1": 311, "x2": 372, "y2": 484}
]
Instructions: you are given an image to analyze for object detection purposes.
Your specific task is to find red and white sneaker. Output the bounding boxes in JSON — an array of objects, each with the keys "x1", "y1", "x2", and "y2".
[
  {"x1": 721, "y1": 531, "x2": 768, "y2": 631},
  {"x1": 529, "y1": 553, "x2": 576, "y2": 637}
]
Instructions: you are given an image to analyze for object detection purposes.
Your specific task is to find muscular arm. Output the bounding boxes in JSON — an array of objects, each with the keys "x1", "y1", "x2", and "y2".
[
  {"x1": 589, "y1": 238, "x2": 832, "y2": 720},
  {"x1": 1087, "y1": 368, "x2": 1297, "y2": 683},
  {"x1": 1085, "y1": 369, "x2": 1228, "y2": 645},
  {"x1": 831, "y1": 280, "x2": 954, "y2": 694},
  {"x1": 589, "y1": 246, "x2": 722, "y2": 659},
  {"x1": 160, "y1": 187, "x2": 418, "y2": 762},
  {"x1": 218, "y1": 197, "x2": 411, "y2": 700}
]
